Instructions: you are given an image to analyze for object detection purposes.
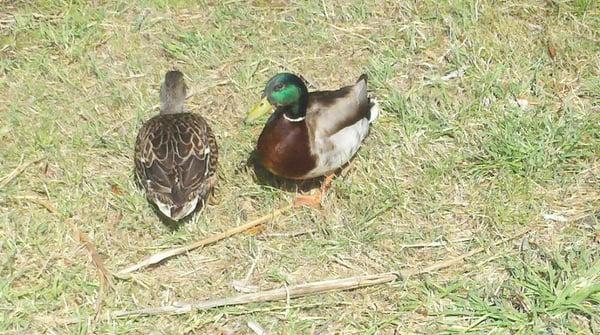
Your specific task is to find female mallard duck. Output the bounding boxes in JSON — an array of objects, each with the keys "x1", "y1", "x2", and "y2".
[
  {"x1": 245, "y1": 72, "x2": 379, "y2": 206},
  {"x1": 134, "y1": 70, "x2": 218, "y2": 221}
]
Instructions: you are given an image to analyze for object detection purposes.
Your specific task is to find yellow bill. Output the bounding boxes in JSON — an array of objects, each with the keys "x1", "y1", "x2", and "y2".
[{"x1": 244, "y1": 97, "x2": 273, "y2": 124}]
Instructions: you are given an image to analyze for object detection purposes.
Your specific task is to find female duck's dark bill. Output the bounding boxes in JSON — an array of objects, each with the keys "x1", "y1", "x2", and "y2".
[{"x1": 245, "y1": 97, "x2": 273, "y2": 124}]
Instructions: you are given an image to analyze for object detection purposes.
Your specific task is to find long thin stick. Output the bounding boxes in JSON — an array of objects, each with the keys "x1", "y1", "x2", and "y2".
[
  {"x1": 404, "y1": 228, "x2": 530, "y2": 277},
  {"x1": 115, "y1": 205, "x2": 292, "y2": 278},
  {"x1": 325, "y1": 22, "x2": 377, "y2": 47},
  {"x1": 112, "y1": 272, "x2": 398, "y2": 317},
  {"x1": 399, "y1": 237, "x2": 473, "y2": 249},
  {"x1": 113, "y1": 228, "x2": 530, "y2": 318}
]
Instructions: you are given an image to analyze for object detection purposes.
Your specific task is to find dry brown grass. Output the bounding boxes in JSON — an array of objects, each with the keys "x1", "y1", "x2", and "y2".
[{"x1": 1, "y1": 1, "x2": 599, "y2": 334}]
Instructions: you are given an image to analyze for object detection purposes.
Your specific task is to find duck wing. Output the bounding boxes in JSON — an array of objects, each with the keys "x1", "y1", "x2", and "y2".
[
  {"x1": 305, "y1": 74, "x2": 371, "y2": 137},
  {"x1": 299, "y1": 74, "x2": 379, "y2": 179},
  {"x1": 134, "y1": 113, "x2": 218, "y2": 209}
]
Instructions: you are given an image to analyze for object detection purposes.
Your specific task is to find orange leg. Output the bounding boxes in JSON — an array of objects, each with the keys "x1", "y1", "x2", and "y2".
[
  {"x1": 321, "y1": 174, "x2": 334, "y2": 194},
  {"x1": 207, "y1": 193, "x2": 219, "y2": 206},
  {"x1": 293, "y1": 174, "x2": 335, "y2": 209}
]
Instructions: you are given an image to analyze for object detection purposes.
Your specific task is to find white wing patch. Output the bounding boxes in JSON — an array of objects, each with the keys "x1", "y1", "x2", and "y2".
[
  {"x1": 155, "y1": 199, "x2": 173, "y2": 219},
  {"x1": 368, "y1": 97, "x2": 380, "y2": 123},
  {"x1": 174, "y1": 197, "x2": 199, "y2": 220},
  {"x1": 203, "y1": 146, "x2": 211, "y2": 177},
  {"x1": 154, "y1": 196, "x2": 199, "y2": 221}
]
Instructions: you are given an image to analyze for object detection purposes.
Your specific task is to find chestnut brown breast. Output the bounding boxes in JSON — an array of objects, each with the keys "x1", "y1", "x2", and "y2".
[{"x1": 256, "y1": 112, "x2": 316, "y2": 179}]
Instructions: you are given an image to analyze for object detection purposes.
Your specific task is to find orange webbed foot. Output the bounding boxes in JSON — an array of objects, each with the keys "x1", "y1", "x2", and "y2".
[{"x1": 293, "y1": 193, "x2": 322, "y2": 209}]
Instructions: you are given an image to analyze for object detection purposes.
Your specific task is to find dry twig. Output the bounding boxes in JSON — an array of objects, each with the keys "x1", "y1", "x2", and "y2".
[
  {"x1": 113, "y1": 272, "x2": 398, "y2": 317},
  {"x1": 112, "y1": 228, "x2": 530, "y2": 318},
  {"x1": 399, "y1": 237, "x2": 473, "y2": 249},
  {"x1": 0, "y1": 156, "x2": 43, "y2": 189},
  {"x1": 324, "y1": 22, "x2": 377, "y2": 47},
  {"x1": 402, "y1": 228, "x2": 530, "y2": 277},
  {"x1": 247, "y1": 320, "x2": 268, "y2": 335},
  {"x1": 115, "y1": 205, "x2": 293, "y2": 278},
  {"x1": 258, "y1": 229, "x2": 317, "y2": 239}
]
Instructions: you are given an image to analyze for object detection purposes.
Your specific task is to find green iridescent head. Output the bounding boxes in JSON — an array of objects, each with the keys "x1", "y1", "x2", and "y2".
[
  {"x1": 245, "y1": 73, "x2": 309, "y2": 123},
  {"x1": 263, "y1": 73, "x2": 308, "y2": 109}
]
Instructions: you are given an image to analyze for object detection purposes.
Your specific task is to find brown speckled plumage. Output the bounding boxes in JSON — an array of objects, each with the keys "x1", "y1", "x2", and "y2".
[{"x1": 134, "y1": 71, "x2": 218, "y2": 220}]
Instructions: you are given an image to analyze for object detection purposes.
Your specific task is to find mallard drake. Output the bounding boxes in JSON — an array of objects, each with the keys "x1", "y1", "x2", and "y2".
[
  {"x1": 245, "y1": 72, "x2": 379, "y2": 206},
  {"x1": 134, "y1": 70, "x2": 218, "y2": 221}
]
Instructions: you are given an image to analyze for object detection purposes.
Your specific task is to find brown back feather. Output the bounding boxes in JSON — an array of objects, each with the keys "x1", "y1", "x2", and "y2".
[{"x1": 134, "y1": 113, "x2": 218, "y2": 206}]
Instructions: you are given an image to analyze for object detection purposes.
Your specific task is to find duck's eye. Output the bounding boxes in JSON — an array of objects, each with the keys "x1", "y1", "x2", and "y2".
[{"x1": 273, "y1": 83, "x2": 285, "y2": 91}]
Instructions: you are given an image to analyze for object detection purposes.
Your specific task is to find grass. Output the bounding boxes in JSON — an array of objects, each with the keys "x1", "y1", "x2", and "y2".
[{"x1": 1, "y1": 0, "x2": 599, "y2": 333}]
